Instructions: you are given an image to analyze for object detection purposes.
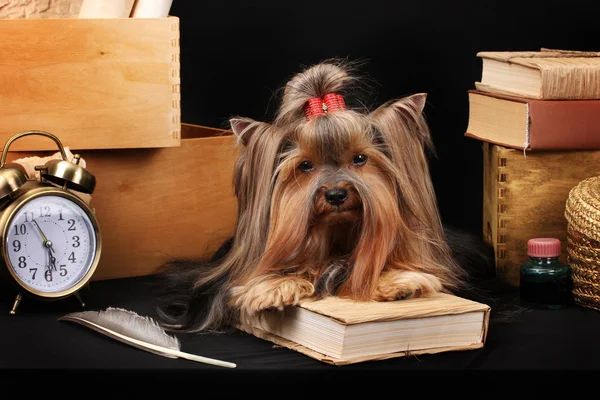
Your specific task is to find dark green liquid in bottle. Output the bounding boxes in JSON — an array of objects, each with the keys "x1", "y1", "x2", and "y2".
[
  {"x1": 520, "y1": 256, "x2": 572, "y2": 309},
  {"x1": 519, "y1": 238, "x2": 572, "y2": 309}
]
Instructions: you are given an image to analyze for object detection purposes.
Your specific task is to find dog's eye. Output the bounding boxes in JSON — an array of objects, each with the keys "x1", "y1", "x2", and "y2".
[
  {"x1": 298, "y1": 160, "x2": 314, "y2": 172},
  {"x1": 352, "y1": 154, "x2": 368, "y2": 166}
]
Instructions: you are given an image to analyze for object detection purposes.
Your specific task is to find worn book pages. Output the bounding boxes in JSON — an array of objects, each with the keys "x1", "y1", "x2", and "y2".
[
  {"x1": 239, "y1": 293, "x2": 490, "y2": 365},
  {"x1": 297, "y1": 293, "x2": 488, "y2": 323},
  {"x1": 475, "y1": 49, "x2": 600, "y2": 100}
]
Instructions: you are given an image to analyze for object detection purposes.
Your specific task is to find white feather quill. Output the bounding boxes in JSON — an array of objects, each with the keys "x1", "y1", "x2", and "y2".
[{"x1": 58, "y1": 307, "x2": 236, "y2": 369}]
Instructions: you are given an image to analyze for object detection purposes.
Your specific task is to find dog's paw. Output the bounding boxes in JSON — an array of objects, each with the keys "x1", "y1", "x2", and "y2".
[
  {"x1": 371, "y1": 270, "x2": 443, "y2": 301},
  {"x1": 233, "y1": 276, "x2": 315, "y2": 317}
]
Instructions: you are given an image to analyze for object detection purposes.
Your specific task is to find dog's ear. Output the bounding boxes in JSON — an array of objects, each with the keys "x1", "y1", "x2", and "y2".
[
  {"x1": 385, "y1": 93, "x2": 428, "y2": 122},
  {"x1": 369, "y1": 92, "x2": 432, "y2": 152},
  {"x1": 402, "y1": 93, "x2": 427, "y2": 114},
  {"x1": 369, "y1": 92, "x2": 443, "y2": 242},
  {"x1": 229, "y1": 117, "x2": 270, "y2": 146}
]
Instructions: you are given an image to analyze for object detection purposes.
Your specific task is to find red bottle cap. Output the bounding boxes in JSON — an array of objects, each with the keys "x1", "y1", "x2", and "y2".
[{"x1": 528, "y1": 238, "x2": 561, "y2": 257}]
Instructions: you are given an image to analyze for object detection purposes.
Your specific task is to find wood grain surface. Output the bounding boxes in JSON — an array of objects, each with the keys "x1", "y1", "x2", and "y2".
[
  {"x1": 5, "y1": 124, "x2": 239, "y2": 281},
  {"x1": 483, "y1": 142, "x2": 600, "y2": 286},
  {"x1": 0, "y1": 17, "x2": 180, "y2": 151}
]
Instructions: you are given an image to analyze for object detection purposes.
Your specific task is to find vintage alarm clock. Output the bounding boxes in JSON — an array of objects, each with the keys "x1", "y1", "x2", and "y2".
[{"x1": 0, "y1": 130, "x2": 101, "y2": 315}]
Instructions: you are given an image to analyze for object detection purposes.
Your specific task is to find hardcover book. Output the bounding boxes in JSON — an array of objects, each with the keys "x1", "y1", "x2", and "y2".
[
  {"x1": 475, "y1": 48, "x2": 600, "y2": 100},
  {"x1": 465, "y1": 90, "x2": 600, "y2": 151},
  {"x1": 483, "y1": 142, "x2": 600, "y2": 286},
  {"x1": 238, "y1": 293, "x2": 491, "y2": 366}
]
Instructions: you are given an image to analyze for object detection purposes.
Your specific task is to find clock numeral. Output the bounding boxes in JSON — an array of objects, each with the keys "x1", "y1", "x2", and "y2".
[
  {"x1": 58, "y1": 209, "x2": 64, "y2": 221},
  {"x1": 68, "y1": 219, "x2": 76, "y2": 231},
  {"x1": 18, "y1": 256, "x2": 26, "y2": 268},
  {"x1": 39, "y1": 206, "x2": 50, "y2": 217},
  {"x1": 13, "y1": 224, "x2": 26, "y2": 236},
  {"x1": 72, "y1": 236, "x2": 80, "y2": 248},
  {"x1": 23, "y1": 212, "x2": 34, "y2": 223},
  {"x1": 29, "y1": 268, "x2": 37, "y2": 280},
  {"x1": 68, "y1": 252, "x2": 76, "y2": 263},
  {"x1": 45, "y1": 270, "x2": 53, "y2": 282},
  {"x1": 60, "y1": 265, "x2": 67, "y2": 277},
  {"x1": 12, "y1": 240, "x2": 21, "y2": 252}
]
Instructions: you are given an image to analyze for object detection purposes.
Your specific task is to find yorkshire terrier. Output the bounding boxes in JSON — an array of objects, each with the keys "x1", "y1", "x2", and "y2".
[{"x1": 154, "y1": 60, "x2": 492, "y2": 333}]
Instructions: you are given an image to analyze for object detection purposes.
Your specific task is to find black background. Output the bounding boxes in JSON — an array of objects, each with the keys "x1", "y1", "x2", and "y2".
[
  {"x1": 3, "y1": 3, "x2": 600, "y2": 377},
  {"x1": 168, "y1": 0, "x2": 599, "y2": 237}
]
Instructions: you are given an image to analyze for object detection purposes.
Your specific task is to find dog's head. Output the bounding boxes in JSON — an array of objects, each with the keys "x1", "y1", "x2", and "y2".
[{"x1": 227, "y1": 61, "x2": 458, "y2": 298}]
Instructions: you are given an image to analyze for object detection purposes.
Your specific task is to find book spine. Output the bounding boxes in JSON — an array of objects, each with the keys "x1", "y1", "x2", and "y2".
[
  {"x1": 528, "y1": 99, "x2": 600, "y2": 150},
  {"x1": 540, "y1": 66, "x2": 600, "y2": 100}
]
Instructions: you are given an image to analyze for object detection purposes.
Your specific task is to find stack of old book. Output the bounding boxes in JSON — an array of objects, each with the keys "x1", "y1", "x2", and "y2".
[{"x1": 464, "y1": 48, "x2": 600, "y2": 287}]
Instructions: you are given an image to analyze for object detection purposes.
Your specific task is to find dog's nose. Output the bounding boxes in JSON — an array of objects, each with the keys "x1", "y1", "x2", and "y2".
[{"x1": 325, "y1": 188, "x2": 348, "y2": 206}]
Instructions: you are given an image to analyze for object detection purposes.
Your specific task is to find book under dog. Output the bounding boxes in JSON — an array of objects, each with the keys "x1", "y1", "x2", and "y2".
[{"x1": 238, "y1": 292, "x2": 491, "y2": 366}]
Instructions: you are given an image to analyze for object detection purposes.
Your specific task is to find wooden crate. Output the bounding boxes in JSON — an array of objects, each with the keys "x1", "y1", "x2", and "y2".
[
  {"x1": 0, "y1": 16, "x2": 180, "y2": 151},
  {"x1": 6, "y1": 123, "x2": 239, "y2": 281},
  {"x1": 483, "y1": 142, "x2": 600, "y2": 286}
]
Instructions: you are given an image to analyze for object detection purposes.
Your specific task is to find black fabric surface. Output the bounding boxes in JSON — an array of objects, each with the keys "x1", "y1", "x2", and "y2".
[{"x1": 1, "y1": 275, "x2": 600, "y2": 384}]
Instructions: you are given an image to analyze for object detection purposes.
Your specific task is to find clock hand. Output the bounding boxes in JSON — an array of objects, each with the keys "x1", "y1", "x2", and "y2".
[
  {"x1": 41, "y1": 245, "x2": 51, "y2": 273},
  {"x1": 32, "y1": 219, "x2": 47, "y2": 242},
  {"x1": 32, "y1": 220, "x2": 53, "y2": 250},
  {"x1": 48, "y1": 248, "x2": 57, "y2": 272},
  {"x1": 32, "y1": 220, "x2": 56, "y2": 271},
  {"x1": 33, "y1": 219, "x2": 55, "y2": 254}
]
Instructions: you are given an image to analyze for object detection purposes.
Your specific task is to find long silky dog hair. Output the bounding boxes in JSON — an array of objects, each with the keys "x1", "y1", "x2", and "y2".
[{"x1": 154, "y1": 59, "x2": 492, "y2": 333}]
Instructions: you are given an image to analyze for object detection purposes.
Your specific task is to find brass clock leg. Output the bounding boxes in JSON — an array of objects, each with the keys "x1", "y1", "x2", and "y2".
[
  {"x1": 9, "y1": 293, "x2": 22, "y2": 315},
  {"x1": 75, "y1": 292, "x2": 86, "y2": 308}
]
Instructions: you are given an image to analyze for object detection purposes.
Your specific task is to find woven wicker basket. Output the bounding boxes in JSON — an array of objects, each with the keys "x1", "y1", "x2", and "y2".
[{"x1": 565, "y1": 176, "x2": 600, "y2": 311}]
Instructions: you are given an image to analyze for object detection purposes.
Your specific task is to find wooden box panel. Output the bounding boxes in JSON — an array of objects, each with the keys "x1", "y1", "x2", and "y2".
[
  {"x1": 6, "y1": 124, "x2": 239, "y2": 281},
  {"x1": 0, "y1": 16, "x2": 180, "y2": 151},
  {"x1": 483, "y1": 143, "x2": 600, "y2": 286}
]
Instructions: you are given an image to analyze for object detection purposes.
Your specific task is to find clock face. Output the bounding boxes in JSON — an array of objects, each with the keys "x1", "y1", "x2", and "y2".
[{"x1": 4, "y1": 194, "x2": 98, "y2": 294}]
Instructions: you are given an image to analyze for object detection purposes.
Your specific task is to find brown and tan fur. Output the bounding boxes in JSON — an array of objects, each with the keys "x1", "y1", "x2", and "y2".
[{"x1": 154, "y1": 60, "x2": 468, "y2": 333}]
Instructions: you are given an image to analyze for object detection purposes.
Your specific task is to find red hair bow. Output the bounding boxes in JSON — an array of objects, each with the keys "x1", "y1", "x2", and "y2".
[{"x1": 303, "y1": 93, "x2": 346, "y2": 121}]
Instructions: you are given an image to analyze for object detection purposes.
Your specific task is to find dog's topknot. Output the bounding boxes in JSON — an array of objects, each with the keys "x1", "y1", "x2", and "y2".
[{"x1": 275, "y1": 59, "x2": 363, "y2": 126}]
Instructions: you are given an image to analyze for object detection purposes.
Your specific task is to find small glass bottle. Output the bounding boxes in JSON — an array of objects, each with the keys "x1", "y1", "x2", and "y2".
[{"x1": 519, "y1": 238, "x2": 572, "y2": 309}]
